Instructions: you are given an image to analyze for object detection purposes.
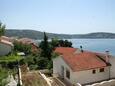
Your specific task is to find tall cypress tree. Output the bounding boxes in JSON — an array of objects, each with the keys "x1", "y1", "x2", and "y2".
[{"x1": 39, "y1": 32, "x2": 52, "y2": 60}]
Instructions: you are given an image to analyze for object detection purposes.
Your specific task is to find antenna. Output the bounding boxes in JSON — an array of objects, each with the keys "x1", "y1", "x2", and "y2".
[{"x1": 80, "y1": 46, "x2": 83, "y2": 53}]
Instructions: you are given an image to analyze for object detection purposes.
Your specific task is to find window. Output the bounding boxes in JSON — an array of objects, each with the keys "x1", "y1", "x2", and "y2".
[
  {"x1": 66, "y1": 69, "x2": 70, "y2": 79},
  {"x1": 100, "y1": 68, "x2": 104, "y2": 72},
  {"x1": 92, "y1": 69, "x2": 96, "y2": 74}
]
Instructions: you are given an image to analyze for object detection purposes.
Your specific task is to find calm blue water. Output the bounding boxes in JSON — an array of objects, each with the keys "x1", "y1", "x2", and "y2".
[{"x1": 69, "y1": 39, "x2": 115, "y2": 55}]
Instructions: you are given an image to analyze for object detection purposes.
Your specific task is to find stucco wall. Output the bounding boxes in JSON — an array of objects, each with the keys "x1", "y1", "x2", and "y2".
[
  {"x1": 53, "y1": 56, "x2": 115, "y2": 85},
  {"x1": 0, "y1": 43, "x2": 12, "y2": 56},
  {"x1": 53, "y1": 56, "x2": 73, "y2": 84},
  {"x1": 72, "y1": 67, "x2": 110, "y2": 84}
]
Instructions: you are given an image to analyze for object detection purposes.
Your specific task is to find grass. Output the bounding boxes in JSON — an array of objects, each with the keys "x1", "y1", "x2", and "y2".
[
  {"x1": 22, "y1": 71, "x2": 48, "y2": 86},
  {"x1": 0, "y1": 67, "x2": 9, "y2": 86},
  {"x1": 0, "y1": 54, "x2": 23, "y2": 62},
  {"x1": 0, "y1": 54, "x2": 23, "y2": 85},
  {"x1": 0, "y1": 68, "x2": 8, "y2": 81}
]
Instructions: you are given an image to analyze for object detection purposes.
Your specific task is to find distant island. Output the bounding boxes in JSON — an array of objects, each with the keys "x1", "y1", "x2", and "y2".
[{"x1": 5, "y1": 29, "x2": 115, "y2": 39}]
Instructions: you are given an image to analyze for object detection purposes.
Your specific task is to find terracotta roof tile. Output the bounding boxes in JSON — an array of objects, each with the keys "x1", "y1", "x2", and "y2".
[
  {"x1": 0, "y1": 39, "x2": 13, "y2": 46},
  {"x1": 55, "y1": 47, "x2": 108, "y2": 71},
  {"x1": 18, "y1": 38, "x2": 34, "y2": 44}
]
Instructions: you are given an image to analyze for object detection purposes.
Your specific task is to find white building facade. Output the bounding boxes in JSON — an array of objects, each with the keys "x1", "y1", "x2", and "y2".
[
  {"x1": 0, "y1": 39, "x2": 13, "y2": 56},
  {"x1": 53, "y1": 47, "x2": 115, "y2": 85}
]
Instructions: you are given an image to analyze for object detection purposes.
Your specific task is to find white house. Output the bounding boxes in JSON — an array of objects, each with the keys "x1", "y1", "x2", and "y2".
[
  {"x1": 0, "y1": 38, "x2": 13, "y2": 56},
  {"x1": 53, "y1": 47, "x2": 115, "y2": 85}
]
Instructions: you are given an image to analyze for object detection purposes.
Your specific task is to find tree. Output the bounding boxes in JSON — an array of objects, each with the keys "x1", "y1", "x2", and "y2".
[
  {"x1": 50, "y1": 38, "x2": 59, "y2": 49},
  {"x1": 50, "y1": 39, "x2": 72, "y2": 48},
  {"x1": 37, "y1": 57, "x2": 48, "y2": 69},
  {"x1": 0, "y1": 22, "x2": 5, "y2": 36},
  {"x1": 38, "y1": 33, "x2": 72, "y2": 70},
  {"x1": 64, "y1": 40, "x2": 72, "y2": 47},
  {"x1": 13, "y1": 41, "x2": 31, "y2": 54},
  {"x1": 39, "y1": 32, "x2": 53, "y2": 60}
]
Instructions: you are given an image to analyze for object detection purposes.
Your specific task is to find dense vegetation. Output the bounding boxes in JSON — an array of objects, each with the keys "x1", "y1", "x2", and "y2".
[
  {"x1": 0, "y1": 22, "x2": 8, "y2": 86},
  {"x1": 13, "y1": 41, "x2": 32, "y2": 55},
  {"x1": 51, "y1": 38, "x2": 72, "y2": 48},
  {"x1": 5, "y1": 29, "x2": 115, "y2": 39},
  {"x1": 18, "y1": 32, "x2": 72, "y2": 70},
  {"x1": 0, "y1": 54, "x2": 22, "y2": 63},
  {"x1": 0, "y1": 67, "x2": 9, "y2": 86},
  {"x1": 39, "y1": 32, "x2": 73, "y2": 70},
  {"x1": 0, "y1": 22, "x2": 73, "y2": 85},
  {"x1": 0, "y1": 54, "x2": 22, "y2": 86}
]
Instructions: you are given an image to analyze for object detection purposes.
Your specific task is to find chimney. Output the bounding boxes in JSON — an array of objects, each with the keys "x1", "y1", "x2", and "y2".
[
  {"x1": 80, "y1": 46, "x2": 83, "y2": 53},
  {"x1": 105, "y1": 51, "x2": 109, "y2": 63}
]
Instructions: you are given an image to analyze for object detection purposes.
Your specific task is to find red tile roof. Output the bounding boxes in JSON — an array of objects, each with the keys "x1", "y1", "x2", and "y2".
[
  {"x1": 55, "y1": 47, "x2": 108, "y2": 71},
  {"x1": 0, "y1": 39, "x2": 13, "y2": 46},
  {"x1": 1, "y1": 36, "x2": 12, "y2": 42},
  {"x1": 18, "y1": 38, "x2": 39, "y2": 53},
  {"x1": 18, "y1": 38, "x2": 34, "y2": 44}
]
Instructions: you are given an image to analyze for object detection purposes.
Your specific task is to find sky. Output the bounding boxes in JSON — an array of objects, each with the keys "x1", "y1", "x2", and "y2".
[{"x1": 0, "y1": 0, "x2": 115, "y2": 34}]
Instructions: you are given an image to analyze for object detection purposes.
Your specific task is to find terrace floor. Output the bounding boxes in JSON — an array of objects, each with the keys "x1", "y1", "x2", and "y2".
[{"x1": 22, "y1": 71, "x2": 48, "y2": 86}]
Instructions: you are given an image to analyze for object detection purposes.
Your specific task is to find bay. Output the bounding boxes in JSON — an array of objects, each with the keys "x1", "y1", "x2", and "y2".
[{"x1": 69, "y1": 39, "x2": 115, "y2": 55}]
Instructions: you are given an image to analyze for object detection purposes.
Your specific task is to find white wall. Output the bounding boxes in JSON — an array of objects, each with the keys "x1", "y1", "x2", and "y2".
[
  {"x1": 53, "y1": 56, "x2": 73, "y2": 84},
  {"x1": 53, "y1": 56, "x2": 111, "y2": 85},
  {"x1": 0, "y1": 43, "x2": 12, "y2": 56},
  {"x1": 72, "y1": 67, "x2": 110, "y2": 85}
]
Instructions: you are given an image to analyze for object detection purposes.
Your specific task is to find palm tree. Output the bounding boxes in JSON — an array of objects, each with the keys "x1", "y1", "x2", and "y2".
[{"x1": 0, "y1": 22, "x2": 6, "y2": 37}]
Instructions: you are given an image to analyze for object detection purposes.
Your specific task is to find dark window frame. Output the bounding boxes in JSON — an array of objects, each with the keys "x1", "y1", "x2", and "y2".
[
  {"x1": 100, "y1": 68, "x2": 104, "y2": 72},
  {"x1": 66, "y1": 69, "x2": 70, "y2": 79},
  {"x1": 92, "y1": 69, "x2": 96, "y2": 74}
]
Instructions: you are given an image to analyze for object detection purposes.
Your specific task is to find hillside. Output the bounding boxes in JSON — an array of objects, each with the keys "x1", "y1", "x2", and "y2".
[
  {"x1": 5, "y1": 29, "x2": 71, "y2": 39},
  {"x1": 5, "y1": 29, "x2": 115, "y2": 39}
]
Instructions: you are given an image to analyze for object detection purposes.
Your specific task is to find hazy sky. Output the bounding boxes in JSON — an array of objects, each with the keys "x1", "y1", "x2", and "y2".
[{"x1": 0, "y1": 0, "x2": 115, "y2": 34}]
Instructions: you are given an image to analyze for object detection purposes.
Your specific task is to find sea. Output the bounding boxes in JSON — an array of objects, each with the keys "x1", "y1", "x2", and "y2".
[
  {"x1": 36, "y1": 39, "x2": 115, "y2": 55},
  {"x1": 68, "y1": 39, "x2": 115, "y2": 55}
]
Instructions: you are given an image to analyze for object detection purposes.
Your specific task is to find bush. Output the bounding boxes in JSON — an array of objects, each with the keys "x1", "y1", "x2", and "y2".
[
  {"x1": 13, "y1": 41, "x2": 31, "y2": 55},
  {"x1": 29, "y1": 64, "x2": 38, "y2": 70},
  {"x1": 0, "y1": 67, "x2": 9, "y2": 86},
  {"x1": 47, "y1": 60, "x2": 53, "y2": 70},
  {"x1": 23, "y1": 55, "x2": 35, "y2": 66},
  {"x1": 37, "y1": 57, "x2": 48, "y2": 69}
]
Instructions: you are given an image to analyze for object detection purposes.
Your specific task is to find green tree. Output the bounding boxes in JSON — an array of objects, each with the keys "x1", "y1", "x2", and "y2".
[
  {"x1": 39, "y1": 32, "x2": 53, "y2": 60},
  {"x1": 13, "y1": 41, "x2": 31, "y2": 54},
  {"x1": 0, "y1": 22, "x2": 5, "y2": 36},
  {"x1": 50, "y1": 38, "x2": 59, "y2": 49},
  {"x1": 50, "y1": 39, "x2": 72, "y2": 48},
  {"x1": 64, "y1": 40, "x2": 72, "y2": 47},
  {"x1": 37, "y1": 57, "x2": 48, "y2": 69}
]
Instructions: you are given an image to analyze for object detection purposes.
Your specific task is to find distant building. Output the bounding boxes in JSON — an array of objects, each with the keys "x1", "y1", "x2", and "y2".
[
  {"x1": 18, "y1": 38, "x2": 34, "y2": 44},
  {"x1": 18, "y1": 38, "x2": 39, "y2": 53},
  {"x1": 53, "y1": 47, "x2": 115, "y2": 85},
  {"x1": 0, "y1": 37, "x2": 14, "y2": 56},
  {"x1": 0, "y1": 36, "x2": 16, "y2": 42}
]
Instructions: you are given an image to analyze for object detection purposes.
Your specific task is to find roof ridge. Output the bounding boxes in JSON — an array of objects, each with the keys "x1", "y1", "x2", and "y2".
[{"x1": 96, "y1": 54, "x2": 111, "y2": 66}]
